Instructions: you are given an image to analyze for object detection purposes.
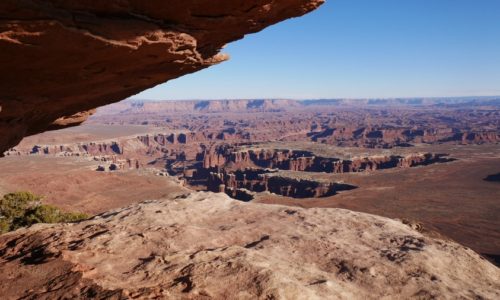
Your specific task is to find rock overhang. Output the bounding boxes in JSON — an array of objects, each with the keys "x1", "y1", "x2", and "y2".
[{"x1": 0, "y1": 0, "x2": 325, "y2": 154}]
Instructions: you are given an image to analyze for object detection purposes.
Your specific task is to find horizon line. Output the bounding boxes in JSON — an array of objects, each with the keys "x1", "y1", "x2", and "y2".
[{"x1": 127, "y1": 95, "x2": 500, "y2": 102}]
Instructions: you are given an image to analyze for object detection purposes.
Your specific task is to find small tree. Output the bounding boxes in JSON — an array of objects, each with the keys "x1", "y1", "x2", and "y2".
[
  {"x1": 0, "y1": 192, "x2": 89, "y2": 234},
  {"x1": 0, "y1": 191, "x2": 41, "y2": 219}
]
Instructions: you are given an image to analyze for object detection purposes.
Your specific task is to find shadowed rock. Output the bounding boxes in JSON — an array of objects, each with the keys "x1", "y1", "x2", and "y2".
[
  {"x1": 484, "y1": 173, "x2": 500, "y2": 183},
  {"x1": 0, "y1": 0, "x2": 325, "y2": 153}
]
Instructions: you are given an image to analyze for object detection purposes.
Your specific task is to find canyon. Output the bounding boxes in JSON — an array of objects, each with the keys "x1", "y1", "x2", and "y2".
[
  {"x1": 4, "y1": 133, "x2": 457, "y2": 200},
  {"x1": 193, "y1": 146, "x2": 455, "y2": 200},
  {"x1": 1, "y1": 0, "x2": 500, "y2": 298},
  {"x1": 206, "y1": 169, "x2": 358, "y2": 200},
  {"x1": 1, "y1": 102, "x2": 499, "y2": 298},
  {"x1": 198, "y1": 146, "x2": 454, "y2": 172},
  {"x1": 90, "y1": 98, "x2": 500, "y2": 148}
]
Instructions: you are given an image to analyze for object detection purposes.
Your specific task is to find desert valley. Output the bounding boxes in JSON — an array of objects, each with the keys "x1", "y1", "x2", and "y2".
[
  {"x1": 2, "y1": 98, "x2": 499, "y2": 267},
  {"x1": 1, "y1": 0, "x2": 499, "y2": 299}
]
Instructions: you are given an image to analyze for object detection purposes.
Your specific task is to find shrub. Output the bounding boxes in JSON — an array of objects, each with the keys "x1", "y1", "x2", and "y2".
[
  {"x1": 0, "y1": 192, "x2": 89, "y2": 234},
  {"x1": 0, "y1": 191, "x2": 41, "y2": 219}
]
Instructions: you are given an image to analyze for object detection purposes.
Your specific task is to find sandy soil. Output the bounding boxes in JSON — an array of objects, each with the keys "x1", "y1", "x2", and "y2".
[{"x1": 0, "y1": 156, "x2": 187, "y2": 214}]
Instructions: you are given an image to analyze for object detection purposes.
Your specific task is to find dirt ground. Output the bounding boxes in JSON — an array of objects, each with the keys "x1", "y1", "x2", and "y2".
[{"x1": 0, "y1": 156, "x2": 187, "y2": 214}]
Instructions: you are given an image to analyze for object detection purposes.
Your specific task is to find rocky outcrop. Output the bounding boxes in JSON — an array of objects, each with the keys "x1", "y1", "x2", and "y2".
[
  {"x1": 178, "y1": 147, "x2": 458, "y2": 199},
  {"x1": 310, "y1": 126, "x2": 500, "y2": 147},
  {"x1": 0, "y1": 192, "x2": 498, "y2": 299},
  {"x1": 30, "y1": 142, "x2": 123, "y2": 156},
  {"x1": 6, "y1": 140, "x2": 137, "y2": 157},
  {"x1": 207, "y1": 169, "x2": 274, "y2": 194},
  {"x1": 0, "y1": 0, "x2": 324, "y2": 154},
  {"x1": 6, "y1": 134, "x2": 180, "y2": 157},
  {"x1": 207, "y1": 168, "x2": 357, "y2": 199},
  {"x1": 200, "y1": 147, "x2": 456, "y2": 173}
]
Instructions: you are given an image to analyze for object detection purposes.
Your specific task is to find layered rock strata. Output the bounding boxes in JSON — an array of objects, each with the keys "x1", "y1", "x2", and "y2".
[
  {"x1": 0, "y1": 0, "x2": 324, "y2": 153},
  {"x1": 89, "y1": 99, "x2": 500, "y2": 149},
  {"x1": 207, "y1": 169, "x2": 357, "y2": 199},
  {"x1": 201, "y1": 147, "x2": 455, "y2": 173}
]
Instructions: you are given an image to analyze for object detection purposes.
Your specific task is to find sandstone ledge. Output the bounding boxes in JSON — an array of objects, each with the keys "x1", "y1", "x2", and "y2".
[
  {"x1": 0, "y1": 192, "x2": 498, "y2": 299},
  {"x1": 0, "y1": 0, "x2": 324, "y2": 153}
]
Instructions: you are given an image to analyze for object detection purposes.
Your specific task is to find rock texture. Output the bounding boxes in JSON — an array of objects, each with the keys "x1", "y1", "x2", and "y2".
[
  {"x1": 207, "y1": 169, "x2": 358, "y2": 199},
  {"x1": 200, "y1": 147, "x2": 455, "y2": 172},
  {"x1": 0, "y1": 192, "x2": 498, "y2": 299},
  {"x1": 0, "y1": 0, "x2": 324, "y2": 153}
]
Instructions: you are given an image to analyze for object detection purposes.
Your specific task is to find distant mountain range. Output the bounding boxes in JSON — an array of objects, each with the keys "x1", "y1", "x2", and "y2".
[
  {"x1": 94, "y1": 97, "x2": 500, "y2": 115},
  {"x1": 299, "y1": 97, "x2": 500, "y2": 107}
]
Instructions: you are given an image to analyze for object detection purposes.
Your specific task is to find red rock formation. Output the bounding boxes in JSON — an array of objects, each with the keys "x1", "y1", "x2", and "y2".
[
  {"x1": 198, "y1": 146, "x2": 455, "y2": 174},
  {"x1": 8, "y1": 141, "x2": 124, "y2": 157},
  {"x1": 0, "y1": 0, "x2": 324, "y2": 153},
  {"x1": 202, "y1": 150, "x2": 228, "y2": 169},
  {"x1": 87, "y1": 99, "x2": 500, "y2": 149},
  {"x1": 207, "y1": 168, "x2": 357, "y2": 199},
  {"x1": 462, "y1": 132, "x2": 500, "y2": 144},
  {"x1": 310, "y1": 123, "x2": 499, "y2": 148}
]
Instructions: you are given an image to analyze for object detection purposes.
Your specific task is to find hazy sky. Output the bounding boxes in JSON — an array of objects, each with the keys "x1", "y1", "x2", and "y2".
[{"x1": 133, "y1": 0, "x2": 500, "y2": 100}]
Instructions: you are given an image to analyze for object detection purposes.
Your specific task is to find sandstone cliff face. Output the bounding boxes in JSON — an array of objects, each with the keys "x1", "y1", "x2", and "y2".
[
  {"x1": 97, "y1": 99, "x2": 300, "y2": 115},
  {"x1": 0, "y1": 0, "x2": 324, "y2": 154},
  {"x1": 309, "y1": 126, "x2": 500, "y2": 147},
  {"x1": 207, "y1": 169, "x2": 358, "y2": 199},
  {"x1": 0, "y1": 193, "x2": 498, "y2": 299},
  {"x1": 200, "y1": 147, "x2": 454, "y2": 173}
]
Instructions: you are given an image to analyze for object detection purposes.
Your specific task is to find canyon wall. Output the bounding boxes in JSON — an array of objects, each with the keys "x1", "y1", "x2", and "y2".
[
  {"x1": 89, "y1": 99, "x2": 500, "y2": 149},
  {"x1": 96, "y1": 99, "x2": 300, "y2": 115},
  {"x1": 201, "y1": 147, "x2": 455, "y2": 173},
  {"x1": 0, "y1": 0, "x2": 324, "y2": 154},
  {"x1": 207, "y1": 168, "x2": 357, "y2": 199},
  {"x1": 131, "y1": 127, "x2": 500, "y2": 149},
  {"x1": 310, "y1": 127, "x2": 500, "y2": 147},
  {"x1": 95, "y1": 98, "x2": 500, "y2": 116},
  {"x1": 197, "y1": 147, "x2": 455, "y2": 199}
]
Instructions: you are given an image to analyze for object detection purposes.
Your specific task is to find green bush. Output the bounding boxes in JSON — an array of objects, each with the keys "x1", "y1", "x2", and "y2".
[{"x1": 0, "y1": 192, "x2": 89, "y2": 234}]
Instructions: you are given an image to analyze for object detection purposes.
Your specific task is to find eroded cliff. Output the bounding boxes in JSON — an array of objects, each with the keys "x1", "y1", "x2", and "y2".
[{"x1": 0, "y1": 0, "x2": 324, "y2": 153}]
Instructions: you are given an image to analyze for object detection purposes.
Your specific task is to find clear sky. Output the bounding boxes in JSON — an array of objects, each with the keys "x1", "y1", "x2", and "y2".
[{"x1": 133, "y1": 0, "x2": 500, "y2": 100}]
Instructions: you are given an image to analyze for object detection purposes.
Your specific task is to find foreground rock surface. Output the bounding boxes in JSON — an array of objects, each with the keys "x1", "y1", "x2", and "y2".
[
  {"x1": 0, "y1": 0, "x2": 324, "y2": 153},
  {"x1": 0, "y1": 192, "x2": 498, "y2": 299}
]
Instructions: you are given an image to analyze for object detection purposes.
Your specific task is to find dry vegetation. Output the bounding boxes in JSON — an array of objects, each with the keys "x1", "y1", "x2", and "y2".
[{"x1": 0, "y1": 191, "x2": 88, "y2": 234}]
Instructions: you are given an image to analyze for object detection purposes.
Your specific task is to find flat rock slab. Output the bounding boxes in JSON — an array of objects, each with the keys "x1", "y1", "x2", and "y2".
[{"x1": 0, "y1": 192, "x2": 498, "y2": 299}]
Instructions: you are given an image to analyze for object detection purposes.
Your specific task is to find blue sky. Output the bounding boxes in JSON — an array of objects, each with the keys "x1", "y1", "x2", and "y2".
[{"x1": 133, "y1": 0, "x2": 500, "y2": 100}]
